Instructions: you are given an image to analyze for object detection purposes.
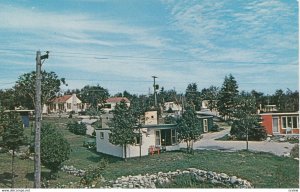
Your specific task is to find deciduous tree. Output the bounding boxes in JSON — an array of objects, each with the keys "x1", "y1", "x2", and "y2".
[
  {"x1": 41, "y1": 123, "x2": 70, "y2": 178},
  {"x1": 230, "y1": 92, "x2": 266, "y2": 149},
  {"x1": 177, "y1": 106, "x2": 202, "y2": 154},
  {"x1": 109, "y1": 100, "x2": 138, "y2": 161},
  {"x1": 15, "y1": 71, "x2": 66, "y2": 109},
  {"x1": 80, "y1": 85, "x2": 109, "y2": 109}
]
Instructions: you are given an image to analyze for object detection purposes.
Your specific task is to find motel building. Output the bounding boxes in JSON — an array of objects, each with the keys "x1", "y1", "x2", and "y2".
[{"x1": 260, "y1": 112, "x2": 299, "y2": 135}]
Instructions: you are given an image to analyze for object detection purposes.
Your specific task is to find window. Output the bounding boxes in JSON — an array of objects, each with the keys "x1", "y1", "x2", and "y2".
[
  {"x1": 67, "y1": 103, "x2": 71, "y2": 109},
  {"x1": 134, "y1": 134, "x2": 142, "y2": 145},
  {"x1": 203, "y1": 119, "x2": 208, "y2": 132},
  {"x1": 282, "y1": 116, "x2": 299, "y2": 129},
  {"x1": 100, "y1": 132, "x2": 104, "y2": 139},
  {"x1": 108, "y1": 133, "x2": 111, "y2": 139}
]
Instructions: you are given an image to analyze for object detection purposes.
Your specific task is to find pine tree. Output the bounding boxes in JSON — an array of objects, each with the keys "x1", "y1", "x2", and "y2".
[
  {"x1": 217, "y1": 74, "x2": 239, "y2": 121},
  {"x1": 109, "y1": 100, "x2": 138, "y2": 161},
  {"x1": 185, "y1": 83, "x2": 201, "y2": 111},
  {"x1": 1, "y1": 111, "x2": 27, "y2": 188}
]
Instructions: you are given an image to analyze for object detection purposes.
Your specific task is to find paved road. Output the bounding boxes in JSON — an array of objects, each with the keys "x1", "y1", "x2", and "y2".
[{"x1": 191, "y1": 128, "x2": 296, "y2": 156}]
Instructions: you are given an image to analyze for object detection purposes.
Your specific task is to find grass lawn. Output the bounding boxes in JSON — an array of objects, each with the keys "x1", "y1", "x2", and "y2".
[{"x1": 0, "y1": 117, "x2": 298, "y2": 188}]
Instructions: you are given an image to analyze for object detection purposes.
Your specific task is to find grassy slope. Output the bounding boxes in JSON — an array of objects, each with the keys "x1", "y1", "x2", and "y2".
[{"x1": 0, "y1": 117, "x2": 298, "y2": 188}]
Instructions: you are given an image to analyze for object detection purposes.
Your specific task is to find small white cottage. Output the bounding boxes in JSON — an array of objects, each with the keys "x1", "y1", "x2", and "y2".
[{"x1": 95, "y1": 111, "x2": 181, "y2": 158}]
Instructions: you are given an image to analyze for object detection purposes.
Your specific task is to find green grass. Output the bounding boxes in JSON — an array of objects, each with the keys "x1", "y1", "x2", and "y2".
[{"x1": 0, "y1": 117, "x2": 298, "y2": 188}]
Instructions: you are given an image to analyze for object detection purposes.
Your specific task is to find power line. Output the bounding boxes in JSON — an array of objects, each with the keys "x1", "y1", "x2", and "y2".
[{"x1": 0, "y1": 47, "x2": 297, "y2": 66}]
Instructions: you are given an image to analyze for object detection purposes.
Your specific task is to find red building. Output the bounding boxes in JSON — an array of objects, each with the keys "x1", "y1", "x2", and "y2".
[{"x1": 260, "y1": 112, "x2": 299, "y2": 135}]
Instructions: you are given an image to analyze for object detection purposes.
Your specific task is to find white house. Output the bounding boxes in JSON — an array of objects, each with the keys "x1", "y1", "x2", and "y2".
[
  {"x1": 164, "y1": 102, "x2": 182, "y2": 114},
  {"x1": 102, "y1": 97, "x2": 130, "y2": 113},
  {"x1": 95, "y1": 111, "x2": 181, "y2": 158},
  {"x1": 43, "y1": 94, "x2": 86, "y2": 114}
]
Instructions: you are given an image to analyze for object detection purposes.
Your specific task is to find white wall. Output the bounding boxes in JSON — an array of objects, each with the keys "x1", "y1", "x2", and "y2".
[
  {"x1": 96, "y1": 129, "x2": 124, "y2": 158},
  {"x1": 96, "y1": 127, "x2": 184, "y2": 158}
]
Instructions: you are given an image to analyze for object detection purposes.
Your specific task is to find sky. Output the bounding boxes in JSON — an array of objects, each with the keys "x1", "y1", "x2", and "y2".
[{"x1": 0, "y1": 0, "x2": 298, "y2": 95}]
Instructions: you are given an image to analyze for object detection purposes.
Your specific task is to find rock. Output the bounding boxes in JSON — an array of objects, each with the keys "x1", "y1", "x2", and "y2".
[
  {"x1": 230, "y1": 176, "x2": 237, "y2": 184},
  {"x1": 210, "y1": 179, "x2": 220, "y2": 184},
  {"x1": 220, "y1": 173, "x2": 228, "y2": 180},
  {"x1": 150, "y1": 182, "x2": 156, "y2": 188},
  {"x1": 188, "y1": 168, "x2": 197, "y2": 172},
  {"x1": 195, "y1": 176, "x2": 206, "y2": 182},
  {"x1": 279, "y1": 137, "x2": 286, "y2": 142},
  {"x1": 266, "y1": 137, "x2": 271, "y2": 142},
  {"x1": 283, "y1": 153, "x2": 290, "y2": 157},
  {"x1": 128, "y1": 184, "x2": 134, "y2": 188},
  {"x1": 182, "y1": 170, "x2": 189, "y2": 174}
]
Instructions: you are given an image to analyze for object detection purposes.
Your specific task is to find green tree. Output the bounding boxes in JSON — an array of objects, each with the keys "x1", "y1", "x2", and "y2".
[
  {"x1": 217, "y1": 74, "x2": 239, "y2": 121},
  {"x1": 0, "y1": 89, "x2": 17, "y2": 110},
  {"x1": 250, "y1": 90, "x2": 268, "y2": 111},
  {"x1": 230, "y1": 92, "x2": 266, "y2": 149},
  {"x1": 80, "y1": 85, "x2": 109, "y2": 109},
  {"x1": 41, "y1": 123, "x2": 71, "y2": 178},
  {"x1": 109, "y1": 100, "x2": 138, "y2": 161},
  {"x1": 1, "y1": 111, "x2": 27, "y2": 188},
  {"x1": 67, "y1": 121, "x2": 87, "y2": 135},
  {"x1": 270, "y1": 89, "x2": 285, "y2": 112},
  {"x1": 177, "y1": 106, "x2": 203, "y2": 154},
  {"x1": 185, "y1": 83, "x2": 201, "y2": 111},
  {"x1": 15, "y1": 71, "x2": 66, "y2": 109}
]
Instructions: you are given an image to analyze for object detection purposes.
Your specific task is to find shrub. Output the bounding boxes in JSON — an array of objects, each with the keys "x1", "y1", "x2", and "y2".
[
  {"x1": 67, "y1": 121, "x2": 87, "y2": 135},
  {"x1": 80, "y1": 159, "x2": 108, "y2": 187},
  {"x1": 211, "y1": 124, "x2": 220, "y2": 132},
  {"x1": 290, "y1": 144, "x2": 299, "y2": 158}
]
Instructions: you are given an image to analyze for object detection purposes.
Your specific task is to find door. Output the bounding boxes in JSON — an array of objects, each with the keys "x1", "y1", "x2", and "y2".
[
  {"x1": 272, "y1": 117, "x2": 279, "y2": 133},
  {"x1": 155, "y1": 130, "x2": 161, "y2": 146}
]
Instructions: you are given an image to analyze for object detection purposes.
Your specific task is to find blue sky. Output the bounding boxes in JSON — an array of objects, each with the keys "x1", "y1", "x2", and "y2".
[{"x1": 0, "y1": 0, "x2": 298, "y2": 95}]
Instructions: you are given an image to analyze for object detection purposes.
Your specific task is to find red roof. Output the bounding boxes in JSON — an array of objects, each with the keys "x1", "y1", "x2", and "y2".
[
  {"x1": 50, "y1": 95, "x2": 72, "y2": 103},
  {"x1": 106, "y1": 97, "x2": 130, "y2": 103}
]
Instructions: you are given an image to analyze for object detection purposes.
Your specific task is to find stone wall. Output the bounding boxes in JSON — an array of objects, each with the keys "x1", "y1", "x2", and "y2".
[{"x1": 105, "y1": 168, "x2": 253, "y2": 188}]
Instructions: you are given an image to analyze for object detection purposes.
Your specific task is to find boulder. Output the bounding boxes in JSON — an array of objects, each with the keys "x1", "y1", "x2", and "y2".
[{"x1": 230, "y1": 176, "x2": 237, "y2": 184}]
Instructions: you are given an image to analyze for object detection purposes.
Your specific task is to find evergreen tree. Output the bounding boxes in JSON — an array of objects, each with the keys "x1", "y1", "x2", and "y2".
[
  {"x1": 1, "y1": 111, "x2": 27, "y2": 188},
  {"x1": 217, "y1": 74, "x2": 239, "y2": 120},
  {"x1": 177, "y1": 106, "x2": 203, "y2": 154},
  {"x1": 109, "y1": 100, "x2": 138, "y2": 161},
  {"x1": 185, "y1": 83, "x2": 201, "y2": 111}
]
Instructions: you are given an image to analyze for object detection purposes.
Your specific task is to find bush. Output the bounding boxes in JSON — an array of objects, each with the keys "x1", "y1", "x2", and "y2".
[
  {"x1": 80, "y1": 159, "x2": 108, "y2": 187},
  {"x1": 211, "y1": 124, "x2": 220, "y2": 132},
  {"x1": 67, "y1": 121, "x2": 87, "y2": 135},
  {"x1": 290, "y1": 144, "x2": 299, "y2": 158},
  {"x1": 230, "y1": 120, "x2": 266, "y2": 141},
  {"x1": 83, "y1": 140, "x2": 96, "y2": 150}
]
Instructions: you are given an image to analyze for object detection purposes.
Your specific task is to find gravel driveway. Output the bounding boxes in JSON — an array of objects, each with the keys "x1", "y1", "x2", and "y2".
[{"x1": 191, "y1": 128, "x2": 296, "y2": 156}]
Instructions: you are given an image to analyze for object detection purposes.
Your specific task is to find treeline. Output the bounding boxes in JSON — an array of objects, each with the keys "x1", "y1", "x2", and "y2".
[{"x1": 0, "y1": 71, "x2": 298, "y2": 117}]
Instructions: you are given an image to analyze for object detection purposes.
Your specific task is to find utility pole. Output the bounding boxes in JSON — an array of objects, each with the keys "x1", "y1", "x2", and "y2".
[
  {"x1": 152, "y1": 76, "x2": 158, "y2": 107},
  {"x1": 34, "y1": 51, "x2": 49, "y2": 188}
]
